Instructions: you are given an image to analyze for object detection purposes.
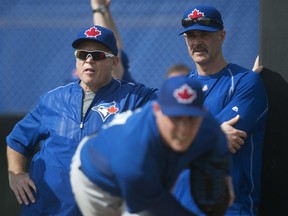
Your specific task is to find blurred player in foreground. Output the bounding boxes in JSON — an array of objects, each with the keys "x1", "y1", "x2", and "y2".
[{"x1": 70, "y1": 76, "x2": 234, "y2": 216}]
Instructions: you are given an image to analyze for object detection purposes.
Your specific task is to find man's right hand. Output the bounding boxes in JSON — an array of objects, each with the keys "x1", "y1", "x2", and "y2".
[
  {"x1": 8, "y1": 170, "x2": 37, "y2": 205},
  {"x1": 252, "y1": 55, "x2": 263, "y2": 73}
]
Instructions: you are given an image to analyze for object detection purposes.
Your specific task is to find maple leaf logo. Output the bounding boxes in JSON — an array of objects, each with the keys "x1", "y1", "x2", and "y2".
[
  {"x1": 84, "y1": 26, "x2": 102, "y2": 38},
  {"x1": 188, "y1": 9, "x2": 204, "y2": 19},
  {"x1": 173, "y1": 84, "x2": 197, "y2": 104},
  {"x1": 107, "y1": 105, "x2": 119, "y2": 114}
]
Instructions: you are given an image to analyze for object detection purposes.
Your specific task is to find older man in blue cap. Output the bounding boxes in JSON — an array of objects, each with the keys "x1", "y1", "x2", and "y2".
[{"x1": 6, "y1": 25, "x2": 158, "y2": 216}]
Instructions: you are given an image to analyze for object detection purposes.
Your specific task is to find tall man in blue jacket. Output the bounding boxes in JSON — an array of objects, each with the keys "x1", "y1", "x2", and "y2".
[
  {"x1": 70, "y1": 76, "x2": 234, "y2": 216},
  {"x1": 6, "y1": 25, "x2": 158, "y2": 215},
  {"x1": 173, "y1": 5, "x2": 268, "y2": 216}
]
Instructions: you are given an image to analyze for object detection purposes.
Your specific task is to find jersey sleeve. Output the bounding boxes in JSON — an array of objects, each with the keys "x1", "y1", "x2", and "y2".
[
  {"x1": 6, "y1": 96, "x2": 45, "y2": 157},
  {"x1": 215, "y1": 72, "x2": 268, "y2": 132}
]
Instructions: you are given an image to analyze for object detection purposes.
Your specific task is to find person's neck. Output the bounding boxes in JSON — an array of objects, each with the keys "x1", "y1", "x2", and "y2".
[
  {"x1": 80, "y1": 79, "x2": 111, "y2": 93},
  {"x1": 196, "y1": 57, "x2": 228, "y2": 76}
]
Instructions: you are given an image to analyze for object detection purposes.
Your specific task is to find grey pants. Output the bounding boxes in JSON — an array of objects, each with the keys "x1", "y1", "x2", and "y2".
[{"x1": 70, "y1": 138, "x2": 139, "y2": 216}]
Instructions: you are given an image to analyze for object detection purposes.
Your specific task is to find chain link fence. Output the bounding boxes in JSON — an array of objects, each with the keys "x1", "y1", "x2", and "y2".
[{"x1": 0, "y1": 0, "x2": 258, "y2": 115}]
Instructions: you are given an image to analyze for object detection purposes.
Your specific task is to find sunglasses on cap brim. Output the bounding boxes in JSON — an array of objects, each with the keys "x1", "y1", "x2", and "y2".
[
  {"x1": 182, "y1": 17, "x2": 223, "y2": 29},
  {"x1": 75, "y1": 50, "x2": 115, "y2": 61}
]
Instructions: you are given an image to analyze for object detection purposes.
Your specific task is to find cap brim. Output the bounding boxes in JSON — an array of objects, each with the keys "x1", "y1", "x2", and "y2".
[
  {"x1": 162, "y1": 106, "x2": 206, "y2": 117},
  {"x1": 72, "y1": 38, "x2": 93, "y2": 49},
  {"x1": 72, "y1": 38, "x2": 110, "y2": 49},
  {"x1": 179, "y1": 24, "x2": 221, "y2": 35}
]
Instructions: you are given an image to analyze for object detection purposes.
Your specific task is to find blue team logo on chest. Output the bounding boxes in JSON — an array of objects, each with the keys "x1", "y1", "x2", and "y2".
[{"x1": 91, "y1": 101, "x2": 119, "y2": 122}]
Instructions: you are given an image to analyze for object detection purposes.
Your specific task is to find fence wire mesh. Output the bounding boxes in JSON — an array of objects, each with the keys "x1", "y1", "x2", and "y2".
[{"x1": 0, "y1": 0, "x2": 258, "y2": 115}]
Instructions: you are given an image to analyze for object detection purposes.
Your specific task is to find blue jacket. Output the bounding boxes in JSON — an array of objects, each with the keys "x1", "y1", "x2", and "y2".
[{"x1": 6, "y1": 79, "x2": 158, "y2": 216}]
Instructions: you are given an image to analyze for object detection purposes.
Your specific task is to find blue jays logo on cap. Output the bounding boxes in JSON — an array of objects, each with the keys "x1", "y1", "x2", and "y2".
[
  {"x1": 188, "y1": 8, "x2": 205, "y2": 19},
  {"x1": 173, "y1": 84, "x2": 197, "y2": 104},
  {"x1": 84, "y1": 26, "x2": 102, "y2": 38},
  {"x1": 179, "y1": 5, "x2": 224, "y2": 35},
  {"x1": 158, "y1": 76, "x2": 206, "y2": 117},
  {"x1": 72, "y1": 25, "x2": 118, "y2": 56},
  {"x1": 92, "y1": 101, "x2": 119, "y2": 122}
]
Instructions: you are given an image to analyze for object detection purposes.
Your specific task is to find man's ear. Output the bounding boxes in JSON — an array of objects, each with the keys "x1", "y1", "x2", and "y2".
[
  {"x1": 112, "y1": 56, "x2": 124, "y2": 80},
  {"x1": 112, "y1": 56, "x2": 119, "y2": 68},
  {"x1": 184, "y1": 33, "x2": 189, "y2": 47},
  {"x1": 219, "y1": 30, "x2": 226, "y2": 44},
  {"x1": 152, "y1": 101, "x2": 161, "y2": 114}
]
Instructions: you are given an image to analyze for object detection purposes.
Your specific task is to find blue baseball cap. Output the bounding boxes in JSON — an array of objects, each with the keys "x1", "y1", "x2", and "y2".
[
  {"x1": 72, "y1": 25, "x2": 118, "y2": 56},
  {"x1": 158, "y1": 76, "x2": 206, "y2": 117},
  {"x1": 179, "y1": 5, "x2": 224, "y2": 35}
]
